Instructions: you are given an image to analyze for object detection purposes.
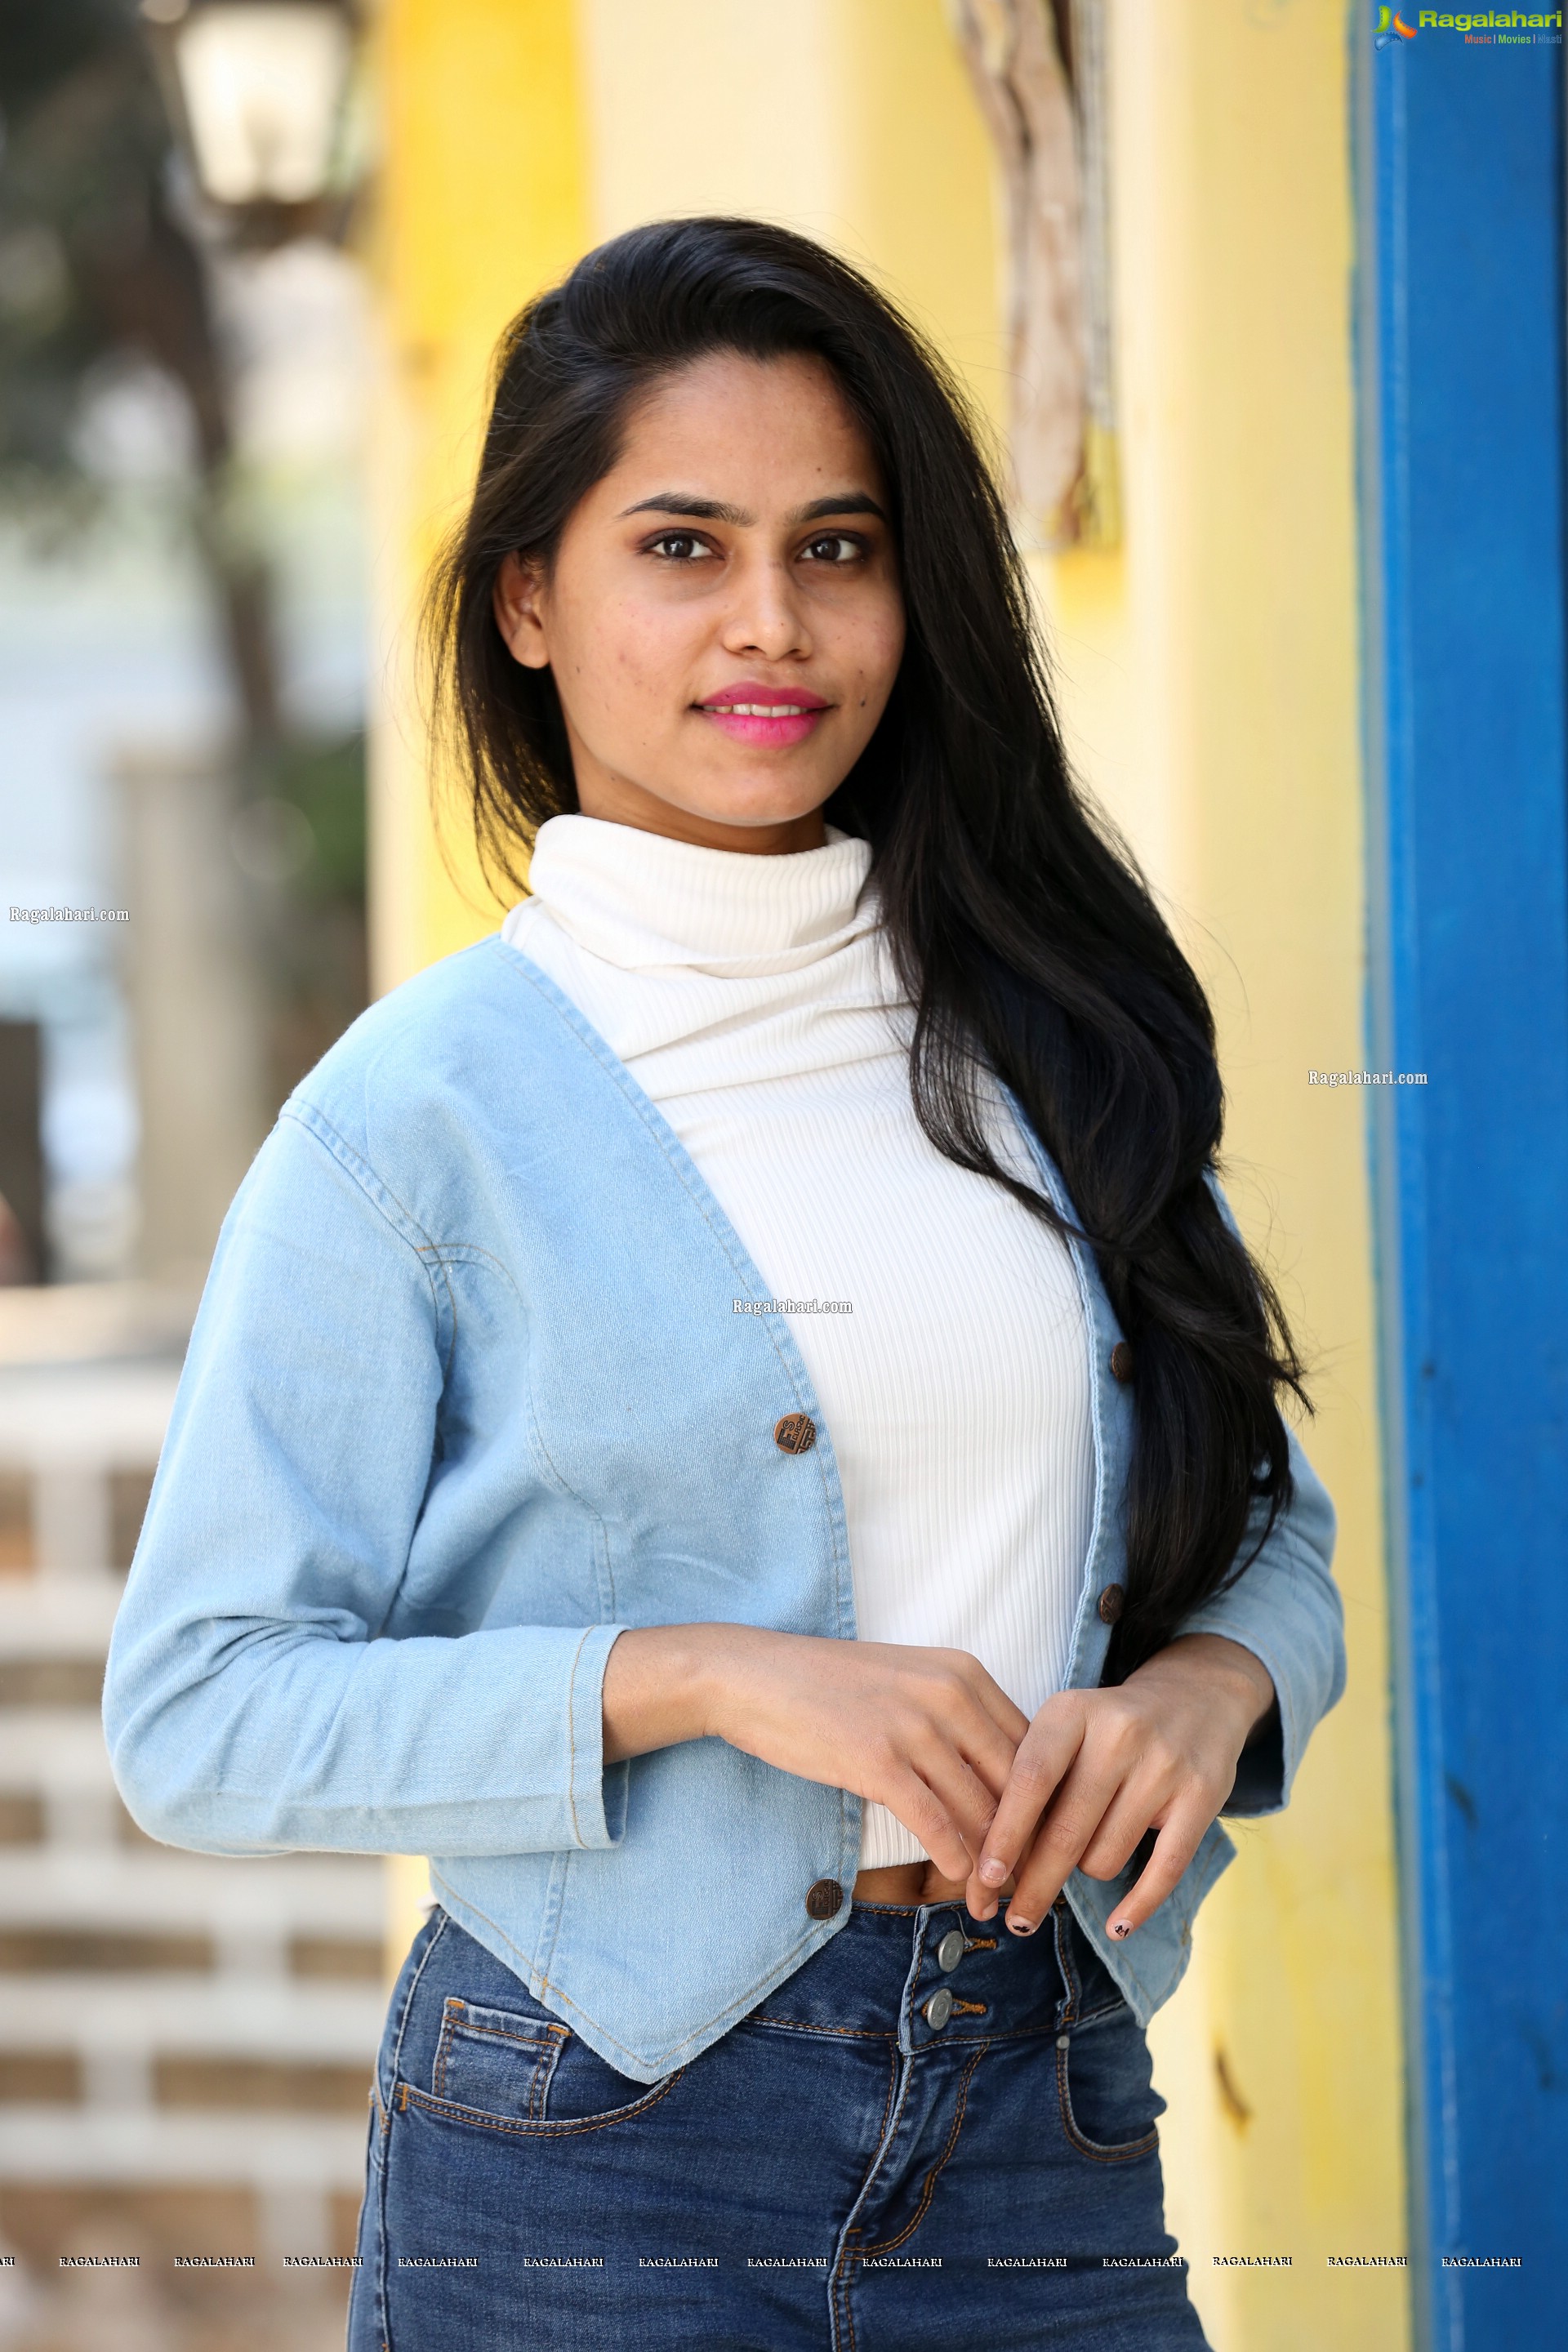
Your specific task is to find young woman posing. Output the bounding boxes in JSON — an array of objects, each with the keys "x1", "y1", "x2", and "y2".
[{"x1": 105, "y1": 219, "x2": 1343, "y2": 2350}]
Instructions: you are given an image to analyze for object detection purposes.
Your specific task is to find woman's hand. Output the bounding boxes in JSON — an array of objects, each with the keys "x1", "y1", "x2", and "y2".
[
  {"x1": 603, "y1": 1624, "x2": 1030, "y2": 1886},
  {"x1": 964, "y1": 1633, "x2": 1277, "y2": 1939}
]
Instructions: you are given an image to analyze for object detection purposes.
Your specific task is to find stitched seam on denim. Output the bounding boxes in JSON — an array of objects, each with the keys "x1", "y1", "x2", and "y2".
[
  {"x1": 746, "y1": 2017, "x2": 894, "y2": 2041},
  {"x1": 1001, "y1": 1088, "x2": 1111, "y2": 1678},
  {"x1": 432, "y1": 2002, "x2": 458, "y2": 2099},
  {"x1": 434, "y1": 1870, "x2": 831, "y2": 2072},
  {"x1": 831, "y1": 2042, "x2": 913, "y2": 2345},
  {"x1": 282, "y1": 1102, "x2": 444, "y2": 1269},
  {"x1": 398, "y1": 2066, "x2": 684, "y2": 2138},
  {"x1": 1074, "y1": 1995, "x2": 1129, "y2": 2029},
  {"x1": 385, "y1": 1913, "x2": 448, "y2": 2127},
  {"x1": 276, "y1": 1107, "x2": 452, "y2": 1649},
  {"x1": 495, "y1": 940, "x2": 861, "y2": 1647},
  {"x1": 374, "y1": 2096, "x2": 393, "y2": 2352},
  {"x1": 432, "y1": 2003, "x2": 566, "y2": 2117},
  {"x1": 862, "y1": 2039, "x2": 988, "y2": 2257},
  {"x1": 1054, "y1": 1905, "x2": 1082, "y2": 2025},
  {"x1": 564, "y1": 1626, "x2": 595, "y2": 1846},
  {"x1": 454, "y1": 2017, "x2": 568, "y2": 2055},
  {"x1": 1054, "y1": 2038, "x2": 1160, "y2": 2164}
]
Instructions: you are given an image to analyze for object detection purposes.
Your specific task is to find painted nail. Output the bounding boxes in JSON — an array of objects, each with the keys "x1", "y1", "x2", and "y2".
[
  {"x1": 979, "y1": 1858, "x2": 1006, "y2": 1887},
  {"x1": 1110, "y1": 1919, "x2": 1132, "y2": 1939},
  {"x1": 1007, "y1": 1915, "x2": 1036, "y2": 1936}
]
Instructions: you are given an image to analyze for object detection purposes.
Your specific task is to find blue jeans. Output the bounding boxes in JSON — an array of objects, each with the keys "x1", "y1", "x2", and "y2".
[{"x1": 349, "y1": 1900, "x2": 1209, "y2": 2350}]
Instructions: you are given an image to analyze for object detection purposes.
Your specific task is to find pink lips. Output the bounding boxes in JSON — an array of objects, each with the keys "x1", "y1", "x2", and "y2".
[{"x1": 696, "y1": 679, "x2": 831, "y2": 750}]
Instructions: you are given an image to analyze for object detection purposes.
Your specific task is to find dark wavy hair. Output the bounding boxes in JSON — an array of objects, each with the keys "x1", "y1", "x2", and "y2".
[{"x1": 425, "y1": 215, "x2": 1307, "y2": 1677}]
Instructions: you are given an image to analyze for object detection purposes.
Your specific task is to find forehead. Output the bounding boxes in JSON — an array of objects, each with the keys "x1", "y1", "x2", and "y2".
[{"x1": 604, "y1": 350, "x2": 884, "y2": 500}]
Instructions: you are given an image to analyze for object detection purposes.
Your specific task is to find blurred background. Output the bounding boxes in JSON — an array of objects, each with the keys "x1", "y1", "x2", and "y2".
[{"x1": 0, "y1": 4, "x2": 1562, "y2": 2349}]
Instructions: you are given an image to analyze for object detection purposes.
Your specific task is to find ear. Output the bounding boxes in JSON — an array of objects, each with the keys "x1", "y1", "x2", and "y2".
[{"x1": 493, "y1": 551, "x2": 551, "y2": 670}]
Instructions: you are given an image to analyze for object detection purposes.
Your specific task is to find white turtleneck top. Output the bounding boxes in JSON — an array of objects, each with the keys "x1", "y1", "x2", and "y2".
[{"x1": 501, "y1": 814, "x2": 1094, "y2": 1869}]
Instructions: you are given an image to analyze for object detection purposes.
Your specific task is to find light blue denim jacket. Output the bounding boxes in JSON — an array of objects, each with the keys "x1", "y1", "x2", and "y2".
[{"x1": 104, "y1": 937, "x2": 1344, "y2": 2083}]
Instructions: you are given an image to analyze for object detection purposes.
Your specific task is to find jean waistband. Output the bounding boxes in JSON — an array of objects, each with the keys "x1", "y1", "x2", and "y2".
[{"x1": 745, "y1": 1895, "x2": 1129, "y2": 2060}]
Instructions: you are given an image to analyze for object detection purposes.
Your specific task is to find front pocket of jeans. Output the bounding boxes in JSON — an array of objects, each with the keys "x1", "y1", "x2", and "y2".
[
  {"x1": 1055, "y1": 2007, "x2": 1164, "y2": 2162},
  {"x1": 407, "y1": 1994, "x2": 685, "y2": 2138},
  {"x1": 432, "y1": 1997, "x2": 567, "y2": 2121}
]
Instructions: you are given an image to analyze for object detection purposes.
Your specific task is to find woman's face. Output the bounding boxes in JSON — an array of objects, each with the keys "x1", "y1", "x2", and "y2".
[{"x1": 494, "y1": 350, "x2": 906, "y2": 853}]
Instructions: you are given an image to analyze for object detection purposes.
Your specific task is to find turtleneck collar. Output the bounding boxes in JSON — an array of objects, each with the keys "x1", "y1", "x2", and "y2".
[{"x1": 519, "y1": 813, "x2": 879, "y2": 979}]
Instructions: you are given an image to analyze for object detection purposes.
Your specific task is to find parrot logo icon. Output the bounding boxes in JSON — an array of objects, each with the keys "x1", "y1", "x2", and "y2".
[{"x1": 1375, "y1": 7, "x2": 1419, "y2": 42}]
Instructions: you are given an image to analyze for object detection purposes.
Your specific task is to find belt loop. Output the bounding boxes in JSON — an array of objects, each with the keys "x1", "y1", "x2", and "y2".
[{"x1": 1049, "y1": 1894, "x2": 1079, "y2": 2028}]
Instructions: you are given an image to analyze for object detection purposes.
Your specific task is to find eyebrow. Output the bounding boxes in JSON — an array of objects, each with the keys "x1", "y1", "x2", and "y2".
[{"x1": 617, "y1": 491, "x2": 889, "y2": 526}]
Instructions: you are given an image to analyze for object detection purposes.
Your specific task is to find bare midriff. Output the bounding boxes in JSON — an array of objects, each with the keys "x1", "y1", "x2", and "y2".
[{"x1": 853, "y1": 1862, "x2": 1016, "y2": 1908}]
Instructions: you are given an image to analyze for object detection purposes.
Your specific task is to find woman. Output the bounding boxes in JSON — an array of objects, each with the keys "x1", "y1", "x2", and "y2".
[{"x1": 105, "y1": 218, "x2": 1343, "y2": 2350}]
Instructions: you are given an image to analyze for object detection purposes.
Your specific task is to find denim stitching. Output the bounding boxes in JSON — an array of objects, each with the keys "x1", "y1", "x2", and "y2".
[
  {"x1": 384, "y1": 1913, "x2": 448, "y2": 2131},
  {"x1": 1052, "y1": 1909, "x2": 1080, "y2": 2027},
  {"x1": 564, "y1": 1626, "x2": 594, "y2": 1847},
  {"x1": 1054, "y1": 2036, "x2": 1160, "y2": 2165},
  {"x1": 496, "y1": 942, "x2": 862, "y2": 1646},
  {"x1": 432, "y1": 1998, "x2": 567, "y2": 2100},
  {"x1": 861, "y1": 2040, "x2": 989, "y2": 2257},
  {"x1": 747, "y1": 2017, "x2": 893, "y2": 2041},
  {"x1": 282, "y1": 1103, "x2": 443, "y2": 1268},
  {"x1": 830, "y1": 2024, "x2": 920, "y2": 2350},
  {"x1": 396, "y1": 2065, "x2": 685, "y2": 2139},
  {"x1": 436, "y1": 1874, "x2": 829, "y2": 2072}
]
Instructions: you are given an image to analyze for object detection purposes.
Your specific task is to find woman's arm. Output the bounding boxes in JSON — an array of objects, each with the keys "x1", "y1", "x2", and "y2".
[
  {"x1": 104, "y1": 1107, "x2": 626, "y2": 1860},
  {"x1": 603, "y1": 1621, "x2": 1031, "y2": 1887}
]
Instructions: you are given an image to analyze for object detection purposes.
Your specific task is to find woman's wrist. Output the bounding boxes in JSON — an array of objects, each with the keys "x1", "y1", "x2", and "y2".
[
  {"x1": 1128, "y1": 1632, "x2": 1276, "y2": 1744},
  {"x1": 601, "y1": 1621, "x2": 770, "y2": 1763}
]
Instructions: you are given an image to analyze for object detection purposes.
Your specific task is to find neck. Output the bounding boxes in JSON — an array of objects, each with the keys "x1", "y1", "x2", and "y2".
[{"x1": 572, "y1": 772, "x2": 829, "y2": 858}]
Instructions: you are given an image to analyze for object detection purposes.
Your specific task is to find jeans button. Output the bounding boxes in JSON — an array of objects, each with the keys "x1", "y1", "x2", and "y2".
[
  {"x1": 935, "y1": 1928, "x2": 966, "y2": 1972},
  {"x1": 923, "y1": 1989, "x2": 955, "y2": 2030}
]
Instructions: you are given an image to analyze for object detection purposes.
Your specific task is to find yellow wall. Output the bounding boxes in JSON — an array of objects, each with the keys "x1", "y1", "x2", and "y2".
[
  {"x1": 368, "y1": 0, "x2": 591, "y2": 994},
  {"x1": 1040, "y1": 7, "x2": 1406, "y2": 2345},
  {"x1": 369, "y1": 6, "x2": 1406, "y2": 2341}
]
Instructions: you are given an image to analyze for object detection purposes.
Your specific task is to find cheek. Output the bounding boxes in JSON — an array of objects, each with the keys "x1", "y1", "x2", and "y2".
[
  {"x1": 846, "y1": 600, "x2": 907, "y2": 709},
  {"x1": 555, "y1": 595, "x2": 696, "y2": 734}
]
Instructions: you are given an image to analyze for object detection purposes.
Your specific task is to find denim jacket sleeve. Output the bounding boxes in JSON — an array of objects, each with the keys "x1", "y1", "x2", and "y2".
[
  {"x1": 102, "y1": 1107, "x2": 629, "y2": 1860},
  {"x1": 1171, "y1": 1174, "x2": 1346, "y2": 1816}
]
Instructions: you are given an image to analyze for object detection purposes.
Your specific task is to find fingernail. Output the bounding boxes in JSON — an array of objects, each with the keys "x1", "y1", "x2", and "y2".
[
  {"x1": 979, "y1": 1858, "x2": 1006, "y2": 1887},
  {"x1": 1110, "y1": 1918, "x2": 1132, "y2": 1939},
  {"x1": 1007, "y1": 1915, "x2": 1036, "y2": 1937}
]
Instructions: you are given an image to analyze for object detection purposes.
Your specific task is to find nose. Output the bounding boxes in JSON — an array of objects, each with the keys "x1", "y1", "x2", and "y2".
[{"x1": 719, "y1": 551, "x2": 813, "y2": 664}]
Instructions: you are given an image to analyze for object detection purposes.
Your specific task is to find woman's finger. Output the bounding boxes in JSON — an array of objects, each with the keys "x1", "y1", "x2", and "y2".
[
  {"x1": 964, "y1": 1705, "x2": 1089, "y2": 1917},
  {"x1": 1000, "y1": 1753, "x2": 1136, "y2": 1931},
  {"x1": 949, "y1": 1707, "x2": 1028, "y2": 1802},
  {"x1": 961, "y1": 1668, "x2": 1033, "y2": 1750},
  {"x1": 880, "y1": 1766, "x2": 976, "y2": 1885},
  {"x1": 911, "y1": 1737, "x2": 1009, "y2": 1862},
  {"x1": 1102, "y1": 1801, "x2": 1213, "y2": 1940}
]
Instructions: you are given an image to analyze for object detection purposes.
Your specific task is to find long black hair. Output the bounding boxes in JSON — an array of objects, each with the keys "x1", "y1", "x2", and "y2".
[{"x1": 425, "y1": 216, "x2": 1307, "y2": 1677}]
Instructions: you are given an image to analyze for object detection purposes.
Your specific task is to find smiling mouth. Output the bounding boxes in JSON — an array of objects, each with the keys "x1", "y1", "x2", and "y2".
[{"x1": 697, "y1": 700, "x2": 829, "y2": 716}]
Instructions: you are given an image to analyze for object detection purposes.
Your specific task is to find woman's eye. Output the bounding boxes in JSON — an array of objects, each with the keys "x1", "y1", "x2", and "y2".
[
  {"x1": 801, "y1": 534, "x2": 863, "y2": 564},
  {"x1": 648, "y1": 533, "x2": 711, "y2": 561}
]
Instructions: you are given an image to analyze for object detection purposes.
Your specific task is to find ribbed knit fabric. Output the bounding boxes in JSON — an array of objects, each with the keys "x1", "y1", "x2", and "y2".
[{"x1": 501, "y1": 814, "x2": 1094, "y2": 1869}]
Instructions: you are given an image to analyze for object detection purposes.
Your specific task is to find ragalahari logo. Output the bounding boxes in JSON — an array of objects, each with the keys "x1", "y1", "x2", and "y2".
[{"x1": 1375, "y1": 6, "x2": 1419, "y2": 40}]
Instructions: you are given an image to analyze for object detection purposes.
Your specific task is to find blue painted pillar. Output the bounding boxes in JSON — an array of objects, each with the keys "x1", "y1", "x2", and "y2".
[{"x1": 1356, "y1": 15, "x2": 1568, "y2": 2348}]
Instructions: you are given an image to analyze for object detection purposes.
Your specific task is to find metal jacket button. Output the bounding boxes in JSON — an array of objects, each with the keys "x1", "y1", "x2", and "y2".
[
  {"x1": 936, "y1": 1929, "x2": 966, "y2": 1972},
  {"x1": 805, "y1": 1878, "x2": 843, "y2": 1920},
  {"x1": 1111, "y1": 1340, "x2": 1135, "y2": 1383},
  {"x1": 774, "y1": 1413, "x2": 817, "y2": 1454},
  {"x1": 1097, "y1": 1583, "x2": 1126, "y2": 1624},
  {"x1": 924, "y1": 1989, "x2": 955, "y2": 2029}
]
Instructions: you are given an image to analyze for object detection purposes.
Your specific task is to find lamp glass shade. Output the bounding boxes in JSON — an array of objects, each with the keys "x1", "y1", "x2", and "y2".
[{"x1": 172, "y1": 4, "x2": 352, "y2": 206}]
